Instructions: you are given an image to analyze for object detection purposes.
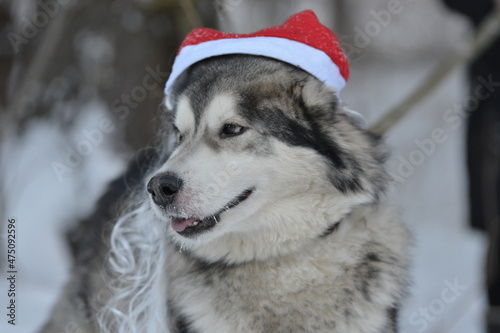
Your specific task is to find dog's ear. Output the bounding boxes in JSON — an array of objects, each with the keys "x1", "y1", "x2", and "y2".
[
  {"x1": 300, "y1": 78, "x2": 339, "y2": 110},
  {"x1": 165, "y1": 70, "x2": 191, "y2": 111},
  {"x1": 299, "y1": 78, "x2": 366, "y2": 128},
  {"x1": 293, "y1": 77, "x2": 386, "y2": 198}
]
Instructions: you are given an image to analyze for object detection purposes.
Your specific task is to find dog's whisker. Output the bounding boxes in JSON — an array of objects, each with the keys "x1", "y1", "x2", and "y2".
[
  {"x1": 204, "y1": 194, "x2": 233, "y2": 200},
  {"x1": 132, "y1": 198, "x2": 149, "y2": 207}
]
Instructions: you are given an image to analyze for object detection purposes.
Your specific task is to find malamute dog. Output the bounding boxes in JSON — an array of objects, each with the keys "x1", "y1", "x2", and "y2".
[{"x1": 42, "y1": 12, "x2": 410, "y2": 333}]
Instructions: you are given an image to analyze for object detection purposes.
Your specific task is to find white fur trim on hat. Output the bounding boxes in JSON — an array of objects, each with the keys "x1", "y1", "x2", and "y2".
[{"x1": 164, "y1": 37, "x2": 346, "y2": 97}]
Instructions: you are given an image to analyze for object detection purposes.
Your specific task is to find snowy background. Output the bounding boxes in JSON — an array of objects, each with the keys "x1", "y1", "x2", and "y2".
[{"x1": 0, "y1": 0, "x2": 493, "y2": 332}]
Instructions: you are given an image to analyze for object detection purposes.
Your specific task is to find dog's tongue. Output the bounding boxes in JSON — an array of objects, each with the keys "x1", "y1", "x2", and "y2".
[{"x1": 171, "y1": 218, "x2": 197, "y2": 232}]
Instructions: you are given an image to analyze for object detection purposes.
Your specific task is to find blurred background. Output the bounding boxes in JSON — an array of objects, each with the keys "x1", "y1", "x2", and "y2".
[{"x1": 0, "y1": 0, "x2": 499, "y2": 332}]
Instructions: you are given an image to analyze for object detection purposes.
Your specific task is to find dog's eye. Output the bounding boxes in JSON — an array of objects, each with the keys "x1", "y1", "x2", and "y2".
[
  {"x1": 221, "y1": 123, "x2": 246, "y2": 138},
  {"x1": 173, "y1": 125, "x2": 183, "y2": 143}
]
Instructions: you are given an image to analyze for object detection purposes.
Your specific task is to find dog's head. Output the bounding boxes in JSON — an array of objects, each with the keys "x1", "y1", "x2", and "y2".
[{"x1": 147, "y1": 55, "x2": 388, "y2": 261}]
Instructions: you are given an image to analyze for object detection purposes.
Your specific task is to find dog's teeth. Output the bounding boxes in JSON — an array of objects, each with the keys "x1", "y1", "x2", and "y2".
[{"x1": 188, "y1": 220, "x2": 199, "y2": 227}]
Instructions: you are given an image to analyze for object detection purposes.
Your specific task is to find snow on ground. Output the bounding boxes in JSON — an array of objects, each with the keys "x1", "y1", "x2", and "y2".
[{"x1": 0, "y1": 101, "x2": 125, "y2": 333}]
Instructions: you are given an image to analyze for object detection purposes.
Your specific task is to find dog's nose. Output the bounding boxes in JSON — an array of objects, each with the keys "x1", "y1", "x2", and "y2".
[{"x1": 147, "y1": 174, "x2": 183, "y2": 207}]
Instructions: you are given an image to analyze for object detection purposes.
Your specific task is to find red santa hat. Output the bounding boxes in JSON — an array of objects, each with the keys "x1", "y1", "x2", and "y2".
[{"x1": 165, "y1": 10, "x2": 365, "y2": 125}]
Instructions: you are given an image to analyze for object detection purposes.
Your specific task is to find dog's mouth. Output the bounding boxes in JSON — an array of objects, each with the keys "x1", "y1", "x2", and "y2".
[{"x1": 170, "y1": 188, "x2": 254, "y2": 238}]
